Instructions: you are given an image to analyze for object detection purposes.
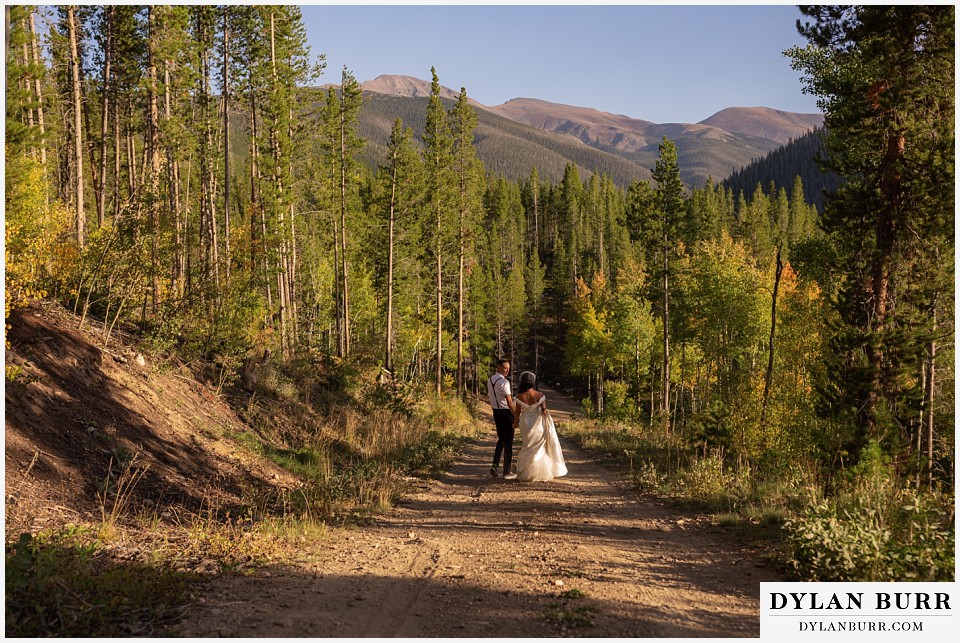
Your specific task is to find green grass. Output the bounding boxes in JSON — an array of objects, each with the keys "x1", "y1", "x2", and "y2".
[
  {"x1": 5, "y1": 528, "x2": 197, "y2": 637},
  {"x1": 545, "y1": 604, "x2": 597, "y2": 628}
]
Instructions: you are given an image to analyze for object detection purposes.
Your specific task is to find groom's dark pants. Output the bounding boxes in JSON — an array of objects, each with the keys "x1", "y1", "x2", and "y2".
[{"x1": 492, "y1": 409, "x2": 516, "y2": 474}]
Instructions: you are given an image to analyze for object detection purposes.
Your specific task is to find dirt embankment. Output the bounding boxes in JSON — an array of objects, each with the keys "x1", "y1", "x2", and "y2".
[
  {"x1": 4, "y1": 301, "x2": 296, "y2": 540},
  {"x1": 179, "y1": 387, "x2": 781, "y2": 637}
]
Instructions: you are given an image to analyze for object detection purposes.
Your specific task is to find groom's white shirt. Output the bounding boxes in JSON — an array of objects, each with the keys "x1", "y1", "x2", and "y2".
[{"x1": 487, "y1": 373, "x2": 512, "y2": 410}]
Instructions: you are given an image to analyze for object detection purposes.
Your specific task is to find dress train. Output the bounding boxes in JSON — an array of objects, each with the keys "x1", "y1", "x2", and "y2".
[{"x1": 516, "y1": 396, "x2": 567, "y2": 482}]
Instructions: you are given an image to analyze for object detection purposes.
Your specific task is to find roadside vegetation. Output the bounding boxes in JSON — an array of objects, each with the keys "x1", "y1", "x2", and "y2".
[{"x1": 563, "y1": 418, "x2": 954, "y2": 581}]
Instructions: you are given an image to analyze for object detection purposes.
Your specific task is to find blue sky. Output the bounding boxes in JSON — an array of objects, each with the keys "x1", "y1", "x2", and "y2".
[{"x1": 300, "y1": 4, "x2": 820, "y2": 124}]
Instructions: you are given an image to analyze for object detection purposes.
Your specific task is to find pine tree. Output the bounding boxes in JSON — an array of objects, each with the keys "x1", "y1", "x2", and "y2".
[
  {"x1": 449, "y1": 87, "x2": 484, "y2": 394},
  {"x1": 650, "y1": 137, "x2": 686, "y2": 432},
  {"x1": 788, "y1": 6, "x2": 955, "y2": 461},
  {"x1": 6, "y1": 6, "x2": 44, "y2": 163},
  {"x1": 333, "y1": 67, "x2": 364, "y2": 357},
  {"x1": 422, "y1": 68, "x2": 455, "y2": 395},
  {"x1": 379, "y1": 118, "x2": 425, "y2": 373},
  {"x1": 60, "y1": 6, "x2": 86, "y2": 246},
  {"x1": 525, "y1": 247, "x2": 546, "y2": 376}
]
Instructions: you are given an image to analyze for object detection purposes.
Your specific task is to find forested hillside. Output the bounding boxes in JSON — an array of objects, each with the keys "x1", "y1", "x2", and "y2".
[
  {"x1": 356, "y1": 92, "x2": 653, "y2": 187},
  {"x1": 5, "y1": 7, "x2": 955, "y2": 632},
  {"x1": 723, "y1": 128, "x2": 842, "y2": 211}
]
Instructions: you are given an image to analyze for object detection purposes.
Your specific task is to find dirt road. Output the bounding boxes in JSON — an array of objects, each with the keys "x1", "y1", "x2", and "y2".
[{"x1": 178, "y1": 386, "x2": 778, "y2": 637}]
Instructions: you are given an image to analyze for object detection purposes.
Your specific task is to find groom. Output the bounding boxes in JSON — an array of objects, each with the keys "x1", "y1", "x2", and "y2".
[{"x1": 487, "y1": 358, "x2": 518, "y2": 480}]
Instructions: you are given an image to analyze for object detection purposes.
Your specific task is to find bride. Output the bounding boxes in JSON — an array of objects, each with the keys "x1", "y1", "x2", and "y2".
[{"x1": 513, "y1": 371, "x2": 567, "y2": 482}]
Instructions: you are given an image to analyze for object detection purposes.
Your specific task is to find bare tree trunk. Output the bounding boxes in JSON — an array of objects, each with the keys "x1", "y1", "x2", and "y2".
[
  {"x1": 147, "y1": 7, "x2": 162, "y2": 313},
  {"x1": 385, "y1": 157, "x2": 398, "y2": 373},
  {"x1": 200, "y1": 19, "x2": 219, "y2": 298},
  {"x1": 925, "y1": 305, "x2": 937, "y2": 488},
  {"x1": 269, "y1": 10, "x2": 291, "y2": 356},
  {"x1": 916, "y1": 362, "x2": 925, "y2": 489},
  {"x1": 760, "y1": 245, "x2": 784, "y2": 433},
  {"x1": 21, "y1": 34, "x2": 35, "y2": 132},
  {"x1": 436, "y1": 210, "x2": 443, "y2": 396},
  {"x1": 338, "y1": 87, "x2": 351, "y2": 358},
  {"x1": 457, "y1": 212, "x2": 465, "y2": 395},
  {"x1": 288, "y1": 201, "x2": 298, "y2": 345},
  {"x1": 97, "y1": 6, "x2": 113, "y2": 227},
  {"x1": 222, "y1": 7, "x2": 231, "y2": 283},
  {"x1": 249, "y1": 90, "x2": 259, "y2": 273},
  {"x1": 164, "y1": 59, "x2": 184, "y2": 297},
  {"x1": 113, "y1": 100, "x2": 121, "y2": 215},
  {"x1": 287, "y1": 111, "x2": 300, "y2": 348},
  {"x1": 126, "y1": 123, "x2": 136, "y2": 197},
  {"x1": 67, "y1": 7, "x2": 85, "y2": 246},
  {"x1": 331, "y1": 208, "x2": 343, "y2": 358},
  {"x1": 29, "y1": 10, "x2": 47, "y2": 166},
  {"x1": 80, "y1": 56, "x2": 100, "y2": 224},
  {"x1": 662, "y1": 232, "x2": 670, "y2": 433}
]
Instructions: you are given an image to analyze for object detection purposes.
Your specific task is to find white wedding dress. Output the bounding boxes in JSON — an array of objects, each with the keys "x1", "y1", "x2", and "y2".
[{"x1": 516, "y1": 395, "x2": 567, "y2": 482}]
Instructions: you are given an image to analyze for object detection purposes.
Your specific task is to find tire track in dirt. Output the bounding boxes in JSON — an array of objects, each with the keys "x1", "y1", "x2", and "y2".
[{"x1": 178, "y1": 386, "x2": 781, "y2": 637}]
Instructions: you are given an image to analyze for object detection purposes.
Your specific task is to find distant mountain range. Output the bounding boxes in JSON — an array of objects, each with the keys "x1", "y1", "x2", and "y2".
[{"x1": 355, "y1": 74, "x2": 824, "y2": 188}]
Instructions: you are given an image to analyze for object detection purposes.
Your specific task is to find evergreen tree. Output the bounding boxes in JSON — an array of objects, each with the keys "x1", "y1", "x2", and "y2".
[
  {"x1": 788, "y1": 6, "x2": 955, "y2": 462},
  {"x1": 649, "y1": 137, "x2": 686, "y2": 432},
  {"x1": 422, "y1": 68, "x2": 456, "y2": 394},
  {"x1": 378, "y1": 118, "x2": 425, "y2": 373},
  {"x1": 525, "y1": 247, "x2": 546, "y2": 376},
  {"x1": 449, "y1": 87, "x2": 484, "y2": 394},
  {"x1": 331, "y1": 67, "x2": 364, "y2": 357}
]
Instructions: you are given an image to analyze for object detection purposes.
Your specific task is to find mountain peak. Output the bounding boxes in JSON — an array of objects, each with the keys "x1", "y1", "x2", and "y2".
[
  {"x1": 361, "y1": 74, "x2": 484, "y2": 107},
  {"x1": 700, "y1": 107, "x2": 823, "y2": 144}
]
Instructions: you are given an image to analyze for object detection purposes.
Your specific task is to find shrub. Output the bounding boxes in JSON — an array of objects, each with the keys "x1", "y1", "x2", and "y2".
[
  {"x1": 5, "y1": 529, "x2": 194, "y2": 637},
  {"x1": 784, "y1": 441, "x2": 955, "y2": 581},
  {"x1": 603, "y1": 380, "x2": 636, "y2": 420}
]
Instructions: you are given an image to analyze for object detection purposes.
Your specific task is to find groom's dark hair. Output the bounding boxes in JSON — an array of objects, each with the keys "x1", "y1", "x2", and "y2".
[{"x1": 496, "y1": 358, "x2": 509, "y2": 367}]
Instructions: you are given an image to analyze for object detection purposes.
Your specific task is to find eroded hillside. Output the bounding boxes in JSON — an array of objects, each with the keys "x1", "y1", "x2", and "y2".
[{"x1": 4, "y1": 301, "x2": 298, "y2": 540}]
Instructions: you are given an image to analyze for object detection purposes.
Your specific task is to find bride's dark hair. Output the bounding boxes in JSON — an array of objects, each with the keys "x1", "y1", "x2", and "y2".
[{"x1": 517, "y1": 371, "x2": 536, "y2": 395}]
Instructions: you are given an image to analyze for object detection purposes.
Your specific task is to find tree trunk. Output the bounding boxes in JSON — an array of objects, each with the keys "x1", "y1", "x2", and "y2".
[
  {"x1": 97, "y1": 6, "x2": 112, "y2": 226},
  {"x1": 457, "y1": 209, "x2": 465, "y2": 395},
  {"x1": 126, "y1": 123, "x2": 136, "y2": 197},
  {"x1": 338, "y1": 86, "x2": 351, "y2": 357},
  {"x1": 860, "y1": 129, "x2": 905, "y2": 450},
  {"x1": 164, "y1": 59, "x2": 183, "y2": 297},
  {"x1": 113, "y1": 100, "x2": 120, "y2": 216},
  {"x1": 79, "y1": 52, "x2": 100, "y2": 220},
  {"x1": 222, "y1": 7, "x2": 231, "y2": 282},
  {"x1": 147, "y1": 7, "x2": 162, "y2": 313},
  {"x1": 436, "y1": 212, "x2": 443, "y2": 395},
  {"x1": 29, "y1": 11, "x2": 46, "y2": 166},
  {"x1": 288, "y1": 201, "x2": 299, "y2": 347},
  {"x1": 249, "y1": 90, "x2": 260, "y2": 274},
  {"x1": 385, "y1": 157, "x2": 398, "y2": 373},
  {"x1": 332, "y1": 208, "x2": 343, "y2": 357},
  {"x1": 760, "y1": 244, "x2": 784, "y2": 433},
  {"x1": 21, "y1": 31, "x2": 35, "y2": 140},
  {"x1": 200, "y1": 18, "x2": 219, "y2": 297},
  {"x1": 269, "y1": 11, "x2": 292, "y2": 356},
  {"x1": 925, "y1": 305, "x2": 936, "y2": 488},
  {"x1": 67, "y1": 7, "x2": 85, "y2": 246},
  {"x1": 662, "y1": 232, "x2": 670, "y2": 433}
]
